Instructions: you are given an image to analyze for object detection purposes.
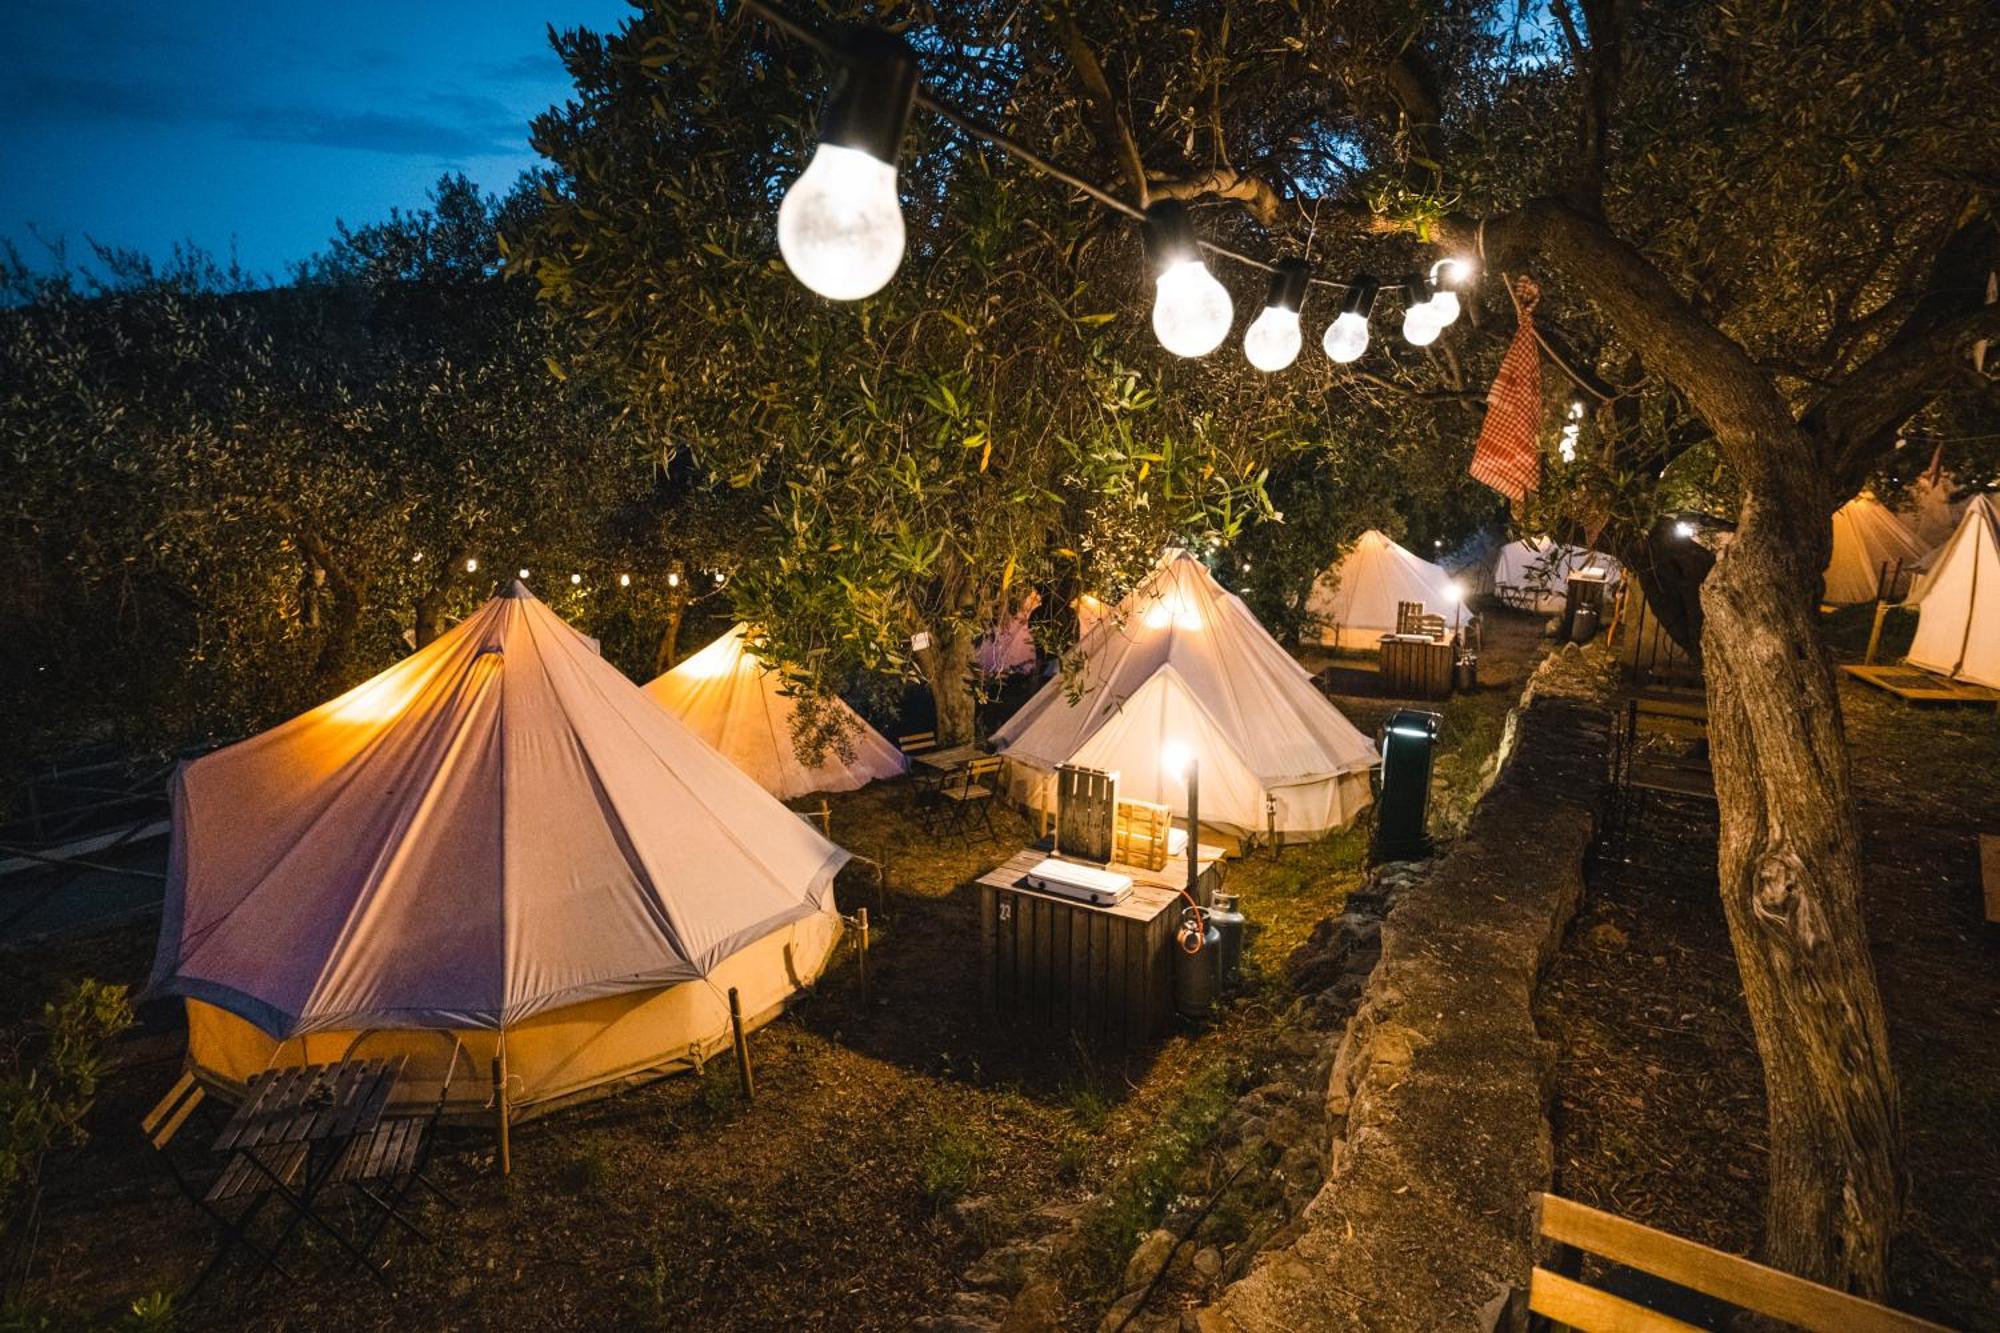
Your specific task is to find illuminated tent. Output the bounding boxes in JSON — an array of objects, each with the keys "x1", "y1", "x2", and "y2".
[
  {"x1": 1824, "y1": 495, "x2": 1928, "y2": 604},
  {"x1": 643, "y1": 623, "x2": 905, "y2": 799},
  {"x1": 148, "y1": 583, "x2": 848, "y2": 1117},
  {"x1": 1306, "y1": 529, "x2": 1461, "y2": 649},
  {"x1": 1491, "y1": 537, "x2": 1622, "y2": 613},
  {"x1": 991, "y1": 551, "x2": 1376, "y2": 840},
  {"x1": 1902, "y1": 494, "x2": 2000, "y2": 688}
]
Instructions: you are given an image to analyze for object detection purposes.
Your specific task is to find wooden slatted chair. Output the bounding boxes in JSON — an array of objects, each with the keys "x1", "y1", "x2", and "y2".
[
  {"x1": 896, "y1": 730, "x2": 938, "y2": 757},
  {"x1": 141, "y1": 1071, "x2": 303, "y2": 1296},
  {"x1": 330, "y1": 1033, "x2": 465, "y2": 1266},
  {"x1": 1529, "y1": 1192, "x2": 1947, "y2": 1332},
  {"x1": 941, "y1": 756, "x2": 1004, "y2": 844}
]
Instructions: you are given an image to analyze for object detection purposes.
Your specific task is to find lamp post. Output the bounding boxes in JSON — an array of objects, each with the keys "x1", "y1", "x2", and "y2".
[
  {"x1": 1162, "y1": 740, "x2": 1202, "y2": 907},
  {"x1": 1447, "y1": 578, "x2": 1465, "y2": 641}
]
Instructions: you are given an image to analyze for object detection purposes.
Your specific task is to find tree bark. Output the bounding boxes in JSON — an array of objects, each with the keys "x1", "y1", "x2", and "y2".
[
  {"x1": 913, "y1": 624, "x2": 978, "y2": 746},
  {"x1": 654, "y1": 591, "x2": 688, "y2": 675}
]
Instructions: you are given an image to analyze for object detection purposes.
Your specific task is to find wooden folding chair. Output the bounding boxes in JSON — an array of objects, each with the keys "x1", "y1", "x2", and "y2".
[
  {"x1": 941, "y1": 756, "x2": 1004, "y2": 844},
  {"x1": 896, "y1": 730, "x2": 938, "y2": 757},
  {"x1": 141, "y1": 1071, "x2": 304, "y2": 1298},
  {"x1": 331, "y1": 1033, "x2": 466, "y2": 1265}
]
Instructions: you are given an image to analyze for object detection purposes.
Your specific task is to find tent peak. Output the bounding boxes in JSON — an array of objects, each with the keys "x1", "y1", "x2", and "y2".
[{"x1": 500, "y1": 579, "x2": 534, "y2": 600}]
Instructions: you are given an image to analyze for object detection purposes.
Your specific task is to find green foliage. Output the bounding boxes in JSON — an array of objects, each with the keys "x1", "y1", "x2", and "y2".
[
  {"x1": 0, "y1": 979, "x2": 133, "y2": 1253},
  {"x1": 117, "y1": 1291, "x2": 176, "y2": 1332}
]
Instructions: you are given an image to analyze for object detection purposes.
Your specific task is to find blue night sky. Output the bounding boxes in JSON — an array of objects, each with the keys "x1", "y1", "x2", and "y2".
[{"x1": 2, "y1": 1, "x2": 633, "y2": 282}]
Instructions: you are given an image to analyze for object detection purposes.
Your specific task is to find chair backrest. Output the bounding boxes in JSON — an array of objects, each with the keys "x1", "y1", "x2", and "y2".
[
  {"x1": 1054, "y1": 763, "x2": 1116, "y2": 862},
  {"x1": 339, "y1": 1029, "x2": 465, "y2": 1116},
  {"x1": 897, "y1": 731, "x2": 938, "y2": 755},
  {"x1": 1529, "y1": 1192, "x2": 1946, "y2": 1333},
  {"x1": 965, "y1": 756, "x2": 1003, "y2": 781},
  {"x1": 140, "y1": 1071, "x2": 205, "y2": 1153},
  {"x1": 1112, "y1": 797, "x2": 1171, "y2": 871}
]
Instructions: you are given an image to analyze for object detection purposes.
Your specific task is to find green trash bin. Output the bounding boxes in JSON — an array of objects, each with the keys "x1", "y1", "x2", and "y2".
[{"x1": 1372, "y1": 708, "x2": 1440, "y2": 863}]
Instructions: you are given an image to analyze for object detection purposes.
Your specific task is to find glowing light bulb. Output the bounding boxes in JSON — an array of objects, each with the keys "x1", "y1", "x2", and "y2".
[
  {"x1": 465, "y1": 558, "x2": 478, "y2": 574},
  {"x1": 1161, "y1": 739, "x2": 1195, "y2": 781},
  {"x1": 714, "y1": 571, "x2": 726, "y2": 586},
  {"x1": 1323, "y1": 312, "x2": 1370, "y2": 363},
  {"x1": 1243, "y1": 257, "x2": 1308, "y2": 372},
  {"x1": 1142, "y1": 201, "x2": 1231, "y2": 358},
  {"x1": 1153, "y1": 260, "x2": 1233, "y2": 358},
  {"x1": 570, "y1": 573, "x2": 582, "y2": 585},
  {"x1": 1243, "y1": 306, "x2": 1301, "y2": 372},
  {"x1": 1323, "y1": 274, "x2": 1377, "y2": 364},
  {"x1": 1674, "y1": 520, "x2": 1696, "y2": 539},
  {"x1": 1402, "y1": 305, "x2": 1442, "y2": 347},
  {"x1": 774, "y1": 29, "x2": 917, "y2": 302},
  {"x1": 1425, "y1": 289, "x2": 1460, "y2": 327},
  {"x1": 1425, "y1": 258, "x2": 1469, "y2": 329},
  {"x1": 777, "y1": 145, "x2": 905, "y2": 301},
  {"x1": 667, "y1": 572, "x2": 681, "y2": 588},
  {"x1": 519, "y1": 568, "x2": 531, "y2": 579},
  {"x1": 1447, "y1": 579, "x2": 1465, "y2": 603},
  {"x1": 619, "y1": 573, "x2": 631, "y2": 588}
]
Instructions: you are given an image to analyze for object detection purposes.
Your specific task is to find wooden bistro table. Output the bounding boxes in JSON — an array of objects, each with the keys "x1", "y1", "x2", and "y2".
[
  {"x1": 205, "y1": 1056, "x2": 407, "y2": 1286},
  {"x1": 976, "y1": 841, "x2": 1224, "y2": 1050},
  {"x1": 911, "y1": 743, "x2": 982, "y2": 773}
]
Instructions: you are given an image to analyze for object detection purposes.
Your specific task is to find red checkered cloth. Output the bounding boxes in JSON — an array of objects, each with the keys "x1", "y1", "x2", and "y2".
[{"x1": 1469, "y1": 277, "x2": 1544, "y2": 502}]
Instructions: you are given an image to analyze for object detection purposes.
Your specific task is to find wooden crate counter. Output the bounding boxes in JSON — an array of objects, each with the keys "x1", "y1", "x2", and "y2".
[
  {"x1": 976, "y1": 842, "x2": 1224, "y2": 1049},
  {"x1": 1378, "y1": 633, "x2": 1456, "y2": 699}
]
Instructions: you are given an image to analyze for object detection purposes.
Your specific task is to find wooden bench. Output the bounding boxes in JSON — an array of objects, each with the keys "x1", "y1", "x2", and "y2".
[{"x1": 1529, "y1": 1192, "x2": 1948, "y2": 1332}]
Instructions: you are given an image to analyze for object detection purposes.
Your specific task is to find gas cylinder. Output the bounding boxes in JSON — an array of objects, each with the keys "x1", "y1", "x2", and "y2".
[
  {"x1": 1207, "y1": 892, "x2": 1247, "y2": 988},
  {"x1": 1174, "y1": 909, "x2": 1222, "y2": 1017}
]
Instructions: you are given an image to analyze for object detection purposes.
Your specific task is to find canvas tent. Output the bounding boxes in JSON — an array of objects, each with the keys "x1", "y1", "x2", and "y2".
[
  {"x1": 1900, "y1": 471, "x2": 1966, "y2": 552},
  {"x1": 991, "y1": 551, "x2": 1377, "y2": 839},
  {"x1": 147, "y1": 583, "x2": 848, "y2": 1117},
  {"x1": 1492, "y1": 537, "x2": 1622, "y2": 613},
  {"x1": 975, "y1": 591, "x2": 1041, "y2": 675},
  {"x1": 644, "y1": 623, "x2": 905, "y2": 800},
  {"x1": 1823, "y1": 494, "x2": 1928, "y2": 604},
  {"x1": 1902, "y1": 494, "x2": 2000, "y2": 688},
  {"x1": 1306, "y1": 529, "x2": 1461, "y2": 649}
]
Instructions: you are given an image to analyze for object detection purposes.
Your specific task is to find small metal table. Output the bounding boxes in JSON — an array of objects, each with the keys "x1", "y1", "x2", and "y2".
[{"x1": 912, "y1": 743, "x2": 983, "y2": 772}]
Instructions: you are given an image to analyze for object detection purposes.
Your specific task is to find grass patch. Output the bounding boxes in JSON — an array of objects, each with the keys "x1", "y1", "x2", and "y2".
[
  {"x1": 918, "y1": 1117, "x2": 988, "y2": 1205},
  {"x1": 1063, "y1": 1058, "x2": 1241, "y2": 1296}
]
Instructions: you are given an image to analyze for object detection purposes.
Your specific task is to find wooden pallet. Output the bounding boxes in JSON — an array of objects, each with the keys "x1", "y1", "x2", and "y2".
[{"x1": 1840, "y1": 663, "x2": 2000, "y2": 706}]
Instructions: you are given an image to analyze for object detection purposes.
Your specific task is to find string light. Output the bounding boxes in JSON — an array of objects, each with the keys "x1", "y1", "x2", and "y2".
[
  {"x1": 1558, "y1": 400, "x2": 1584, "y2": 462},
  {"x1": 775, "y1": 28, "x2": 917, "y2": 301},
  {"x1": 1144, "y1": 201, "x2": 1233, "y2": 358},
  {"x1": 519, "y1": 567, "x2": 531, "y2": 579},
  {"x1": 619, "y1": 573, "x2": 632, "y2": 587},
  {"x1": 745, "y1": 4, "x2": 1478, "y2": 367},
  {"x1": 411, "y1": 552, "x2": 424, "y2": 563},
  {"x1": 1323, "y1": 276, "x2": 1378, "y2": 364},
  {"x1": 1243, "y1": 258, "x2": 1308, "y2": 372},
  {"x1": 570, "y1": 573, "x2": 583, "y2": 585},
  {"x1": 465, "y1": 558, "x2": 479, "y2": 574},
  {"x1": 668, "y1": 571, "x2": 681, "y2": 588},
  {"x1": 714, "y1": 571, "x2": 727, "y2": 585}
]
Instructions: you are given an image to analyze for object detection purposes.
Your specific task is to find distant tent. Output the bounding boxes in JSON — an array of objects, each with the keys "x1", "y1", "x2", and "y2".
[
  {"x1": 1824, "y1": 495, "x2": 1928, "y2": 604},
  {"x1": 1306, "y1": 529, "x2": 1461, "y2": 649},
  {"x1": 644, "y1": 623, "x2": 906, "y2": 800},
  {"x1": 974, "y1": 591, "x2": 1042, "y2": 675},
  {"x1": 1902, "y1": 494, "x2": 2000, "y2": 688},
  {"x1": 1900, "y1": 471, "x2": 1966, "y2": 552},
  {"x1": 1492, "y1": 537, "x2": 1622, "y2": 613},
  {"x1": 991, "y1": 551, "x2": 1376, "y2": 840},
  {"x1": 148, "y1": 584, "x2": 848, "y2": 1118},
  {"x1": 1073, "y1": 592, "x2": 1111, "y2": 644}
]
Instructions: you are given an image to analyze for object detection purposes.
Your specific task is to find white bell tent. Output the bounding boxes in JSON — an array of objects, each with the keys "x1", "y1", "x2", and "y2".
[
  {"x1": 1306, "y1": 529, "x2": 1462, "y2": 649},
  {"x1": 1491, "y1": 537, "x2": 1621, "y2": 613},
  {"x1": 644, "y1": 623, "x2": 906, "y2": 800},
  {"x1": 147, "y1": 584, "x2": 849, "y2": 1117},
  {"x1": 1902, "y1": 494, "x2": 2000, "y2": 688},
  {"x1": 1823, "y1": 495, "x2": 1928, "y2": 604},
  {"x1": 991, "y1": 551, "x2": 1377, "y2": 840},
  {"x1": 974, "y1": 591, "x2": 1041, "y2": 675}
]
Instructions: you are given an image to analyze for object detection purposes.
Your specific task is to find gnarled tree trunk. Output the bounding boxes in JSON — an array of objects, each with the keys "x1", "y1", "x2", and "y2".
[
  {"x1": 1700, "y1": 462, "x2": 1902, "y2": 1294},
  {"x1": 913, "y1": 624, "x2": 977, "y2": 745}
]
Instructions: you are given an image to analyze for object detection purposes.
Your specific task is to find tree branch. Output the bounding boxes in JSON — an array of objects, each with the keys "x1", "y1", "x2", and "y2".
[
  {"x1": 1147, "y1": 168, "x2": 1284, "y2": 228},
  {"x1": 1052, "y1": 11, "x2": 1149, "y2": 205}
]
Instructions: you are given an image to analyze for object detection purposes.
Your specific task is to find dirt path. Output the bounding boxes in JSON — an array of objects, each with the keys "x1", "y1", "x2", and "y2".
[{"x1": 1538, "y1": 677, "x2": 2000, "y2": 1327}]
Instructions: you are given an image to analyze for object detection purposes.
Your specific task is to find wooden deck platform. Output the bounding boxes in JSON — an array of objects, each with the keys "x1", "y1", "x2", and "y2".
[{"x1": 1840, "y1": 664, "x2": 2000, "y2": 707}]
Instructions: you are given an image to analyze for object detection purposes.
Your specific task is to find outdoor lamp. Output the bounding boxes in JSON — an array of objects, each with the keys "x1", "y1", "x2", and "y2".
[
  {"x1": 1401, "y1": 273, "x2": 1442, "y2": 347},
  {"x1": 619, "y1": 573, "x2": 631, "y2": 587},
  {"x1": 465, "y1": 558, "x2": 479, "y2": 574},
  {"x1": 1322, "y1": 275, "x2": 1378, "y2": 364},
  {"x1": 1162, "y1": 739, "x2": 1203, "y2": 907},
  {"x1": 668, "y1": 571, "x2": 681, "y2": 588},
  {"x1": 1243, "y1": 258, "x2": 1309, "y2": 373},
  {"x1": 519, "y1": 568, "x2": 531, "y2": 579},
  {"x1": 570, "y1": 573, "x2": 583, "y2": 585},
  {"x1": 777, "y1": 27, "x2": 918, "y2": 301},
  {"x1": 1144, "y1": 200, "x2": 1233, "y2": 358},
  {"x1": 1425, "y1": 258, "x2": 1468, "y2": 329}
]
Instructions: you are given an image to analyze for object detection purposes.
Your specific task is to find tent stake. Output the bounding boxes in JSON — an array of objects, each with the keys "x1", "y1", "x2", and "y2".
[
  {"x1": 857, "y1": 907, "x2": 870, "y2": 1000},
  {"x1": 728, "y1": 987, "x2": 755, "y2": 1102},
  {"x1": 491, "y1": 1050, "x2": 511, "y2": 1177},
  {"x1": 1864, "y1": 599, "x2": 1889, "y2": 665}
]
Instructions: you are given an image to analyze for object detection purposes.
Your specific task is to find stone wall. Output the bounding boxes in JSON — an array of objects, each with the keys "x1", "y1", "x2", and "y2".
[{"x1": 1195, "y1": 648, "x2": 1615, "y2": 1332}]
